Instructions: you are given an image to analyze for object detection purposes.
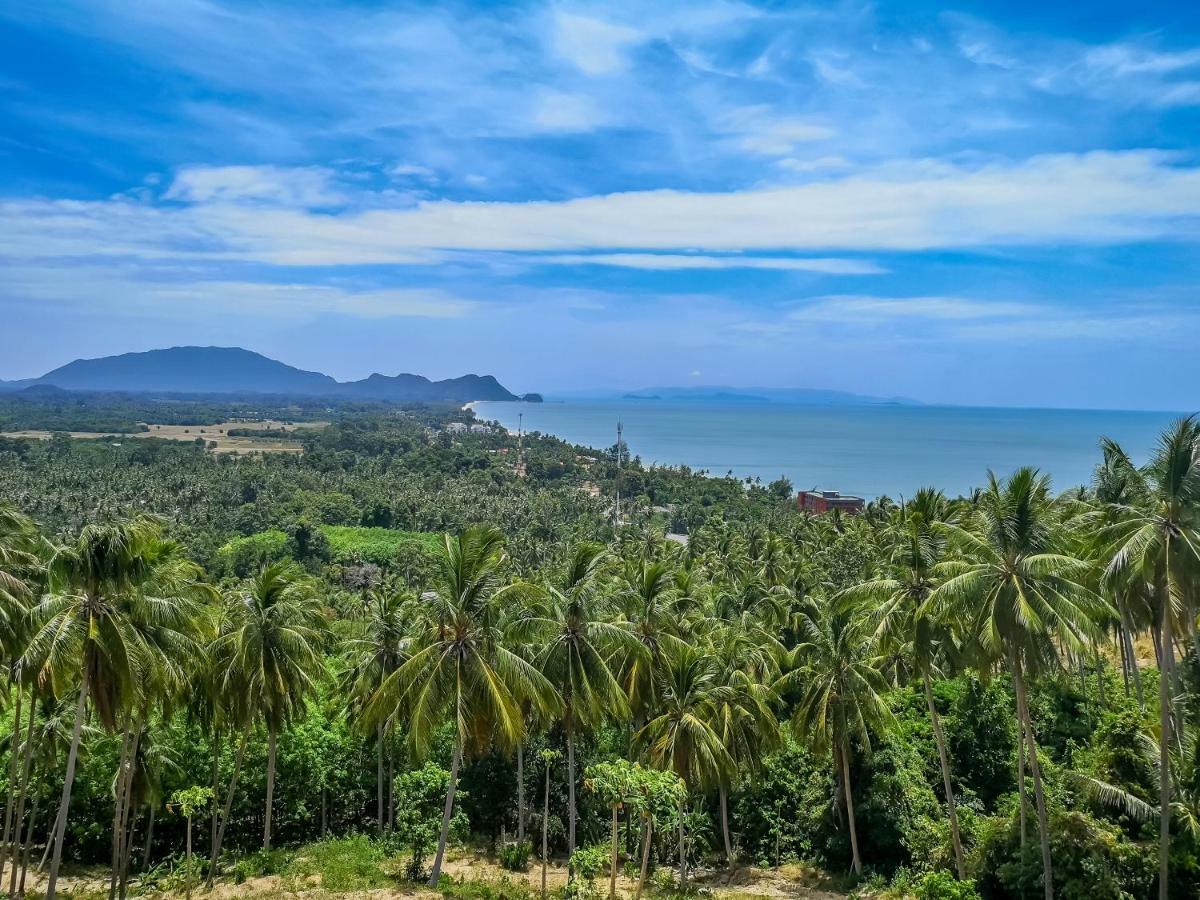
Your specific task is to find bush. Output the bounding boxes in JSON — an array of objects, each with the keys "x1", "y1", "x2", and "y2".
[
  {"x1": 499, "y1": 840, "x2": 532, "y2": 872},
  {"x1": 230, "y1": 848, "x2": 290, "y2": 884},
  {"x1": 285, "y1": 835, "x2": 389, "y2": 891},
  {"x1": 909, "y1": 870, "x2": 982, "y2": 900}
]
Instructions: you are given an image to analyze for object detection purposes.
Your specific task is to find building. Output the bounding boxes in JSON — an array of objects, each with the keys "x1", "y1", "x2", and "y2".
[{"x1": 796, "y1": 489, "x2": 864, "y2": 515}]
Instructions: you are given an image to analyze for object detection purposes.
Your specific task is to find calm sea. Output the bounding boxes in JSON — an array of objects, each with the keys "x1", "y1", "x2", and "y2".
[{"x1": 472, "y1": 400, "x2": 1190, "y2": 501}]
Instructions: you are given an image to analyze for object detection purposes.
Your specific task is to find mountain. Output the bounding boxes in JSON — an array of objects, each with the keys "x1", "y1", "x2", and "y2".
[{"x1": 3, "y1": 347, "x2": 522, "y2": 403}]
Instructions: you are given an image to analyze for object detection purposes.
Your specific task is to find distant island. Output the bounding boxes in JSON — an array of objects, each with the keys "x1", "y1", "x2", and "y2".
[
  {"x1": 0, "y1": 346, "x2": 533, "y2": 406},
  {"x1": 565, "y1": 385, "x2": 919, "y2": 407}
]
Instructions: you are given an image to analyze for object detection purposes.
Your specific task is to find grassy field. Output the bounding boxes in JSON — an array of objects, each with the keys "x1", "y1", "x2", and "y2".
[
  {"x1": 219, "y1": 526, "x2": 442, "y2": 567},
  {"x1": 3, "y1": 419, "x2": 327, "y2": 453},
  {"x1": 23, "y1": 843, "x2": 848, "y2": 900}
]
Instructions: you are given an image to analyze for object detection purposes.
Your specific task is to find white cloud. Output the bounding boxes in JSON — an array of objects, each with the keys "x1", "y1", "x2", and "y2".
[
  {"x1": 3, "y1": 263, "x2": 476, "y2": 320},
  {"x1": 530, "y1": 89, "x2": 611, "y2": 132},
  {"x1": 552, "y1": 12, "x2": 643, "y2": 75},
  {"x1": 787, "y1": 295, "x2": 1040, "y2": 324},
  {"x1": 165, "y1": 165, "x2": 344, "y2": 206},
  {"x1": 534, "y1": 253, "x2": 885, "y2": 274},
  {"x1": 715, "y1": 105, "x2": 835, "y2": 155},
  {"x1": 4, "y1": 151, "x2": 1200, "y2": 267}
]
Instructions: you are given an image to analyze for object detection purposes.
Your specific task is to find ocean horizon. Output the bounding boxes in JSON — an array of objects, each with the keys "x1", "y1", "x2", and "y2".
[{"x1": 472, "y1": 399, "x2": 1190, "y2": 501}]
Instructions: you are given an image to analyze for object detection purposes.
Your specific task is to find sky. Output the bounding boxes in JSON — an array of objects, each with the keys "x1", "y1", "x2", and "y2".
[{"x1": 2, "y1": 0, "x2": 1200, "y2": 409}]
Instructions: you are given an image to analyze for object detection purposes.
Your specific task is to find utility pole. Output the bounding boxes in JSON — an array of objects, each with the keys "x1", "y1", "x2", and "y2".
[
  {"x1": 614, "y1": 420, "x2": 622, "y2": 529},
  {"x1": 517, "y1": 412, "x2": 525, "y2": 476}
]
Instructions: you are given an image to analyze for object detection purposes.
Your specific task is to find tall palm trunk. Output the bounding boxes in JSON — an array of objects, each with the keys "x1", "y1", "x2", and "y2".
[
  {"x1": 427, "y1": 743, "x2": 462, "y2": 887},
  {"x1": 677, "y1": 796, "x2": 687, "y2": 890},
  {"x1": 45, "y1": 674, "x2": 90, "y2": 900},
  {"x1": 924, "y1": 672, "x2": 965, "y2": 880},
  {"x1": 1156, "y1": 614, "x2": 1172, "y2": 900},
  {"x1": 207, "y1": 726, "x2": 249, "y2": 888},
  {"x1": 142, "y1": 806, "x2": 156, "y2": 871},
  {"x1": 609, "y1": 804, "x2": 619, "y2": 900},
  {"x1": 837, "y1": 743, "x2": 862, "y2": 877},
  {"x1": 208, "y1": 730, "x2": 221, "y2": 869},
  {"x1": 1013, "y1": 657, "x2": 1053, "y2": 900},
  {"x1": 567, "y1": 726, "x2": 577, "y2": 855},
  {"x1": 1017, "y1": 719, "x2": 1028, "y2": 850},
  {"x1": 636, "y1": 814, "x2": 652, "y2": 900},
  {"x1": 7, "y1": 695, "x2": 35, "y2": 899},
  {"x1": 1, "y1": 685, "x2": 24, "y2": 875},
  {"x1": 17, "y1": 789, "x2": 39, "y2": 898},
  {"x1": 376, "y1": 723, "x2": 384, "y2": 838},
  {"x1": 264, "y1": 726, "x2": 277, "y2": 851},
  {"x1": 719, "y1": 784, "x2": 733, "y2": 865},
  {"x1": 517, "y1": 745, "x2": 525, "y2": 843},
  {"x1": 541, "y1": 760, "x2": 550, "y2": 899},
  {"x1": 108, "y1": 722, "x2": 133, "y2": 900},
  {"x1": 115, "y1": 722, "x2": 143, "y2": 900}
]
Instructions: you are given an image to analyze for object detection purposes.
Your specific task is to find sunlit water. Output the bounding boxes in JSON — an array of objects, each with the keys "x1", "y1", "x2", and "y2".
[{"x1": 472, "y1": 400, "x2": 1188, "y2": 500}]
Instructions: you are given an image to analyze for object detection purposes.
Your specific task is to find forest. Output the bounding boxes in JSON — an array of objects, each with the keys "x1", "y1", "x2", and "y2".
[{"x1": 0, "y1": 396, "x2": 1197, "y2": 900}]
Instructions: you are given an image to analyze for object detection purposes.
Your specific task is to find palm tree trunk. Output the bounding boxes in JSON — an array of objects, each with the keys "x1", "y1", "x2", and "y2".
[
  {"x1": 636, "y1": 815, "x2": 652, "y2": 900},
  {"x1": 609, "y1": 804, "x2": 618, "y2": 900},
  {"x1": 264, "y1": 726, "x2": 277, "y2": 851},
  {"x1": 678, "y1": 796, "x2": 687, "y2": 890},
  {"x1": 17, "y1": 789, "x2": 38, "y2": 898},
  {"x1": 924, "y1": 672, "x2": 965, "y2": 880},
  {"x1": 837, "y1": 743, "x2": 862, "y2": 877},
  {"x1": 1013, "y1": 657, "x2": 1053, "y2": 900},
  {"x1": 142, "y1": 806, "x2": 156, "y2": 871},
  {"x1": 427, "y1": 742, "x2": 462, "y2": 888},
  {"x1": 567, "y1": 727, "x2": 577, "y2": 856},
  {"x1": 206, "y1": 726, "x2": 249, "y2": 888},
  {"x1": 108, "y1": 722, "x2": 133, "y2": 900},
  {"x1": 7, "y1": 694, "x2": 35, "y2": 899},
  {"x1": 1156, "y1": 617, "x2": 1172, "y2": 900},
  {"x1": 517, "y1": 745, "x2": 525, "y2": 843},
  {"x1": 541, "y1": 762, "x2": 550, "y2": 899},
  {"x1": 118, "y1": 808, "x2": 137, "y2": 900},
  {"x1": 184, "y1": 814, "x2": 193, "y2": 900},
  {"x1": 388, "y1": 740, "x2": 395, "y2": 831},
  {"x1": 1016, "y1": 717, "x2": 1028, "y2": 850},
  {"x1": 209, "y1": 731, "x2": 221, "y2": 867},
  {"x1": 376, "y1": 723, "x2": 384, "y2": 838},
  {"x1": 1123, "y1": 617, "x2": 1144, "y2": 706},
  {"x1": 719, "y1": 784, "x2": 733, "y2": 865},
  {"x1": 1, "y1": 685, "x2": 23, "y2": 876},
  {"x1": 112, "y1": 719, "x2": 142, "y2": 900},
  {"x1": 45, "y1": 674, "x2": 89, "y2": 900}
]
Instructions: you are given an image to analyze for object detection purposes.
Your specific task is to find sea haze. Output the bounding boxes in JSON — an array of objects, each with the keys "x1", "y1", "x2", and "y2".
[{"x1": 471, "y1": 400, "x2": 1186, "y2": 500}]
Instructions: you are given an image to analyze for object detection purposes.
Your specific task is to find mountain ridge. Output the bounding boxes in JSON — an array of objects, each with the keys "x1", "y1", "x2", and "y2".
[{"x1": 0, "y1": 346, "x2": 523, "y2": 404}]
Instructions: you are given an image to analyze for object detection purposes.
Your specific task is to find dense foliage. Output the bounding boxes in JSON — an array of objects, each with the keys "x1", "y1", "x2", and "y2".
[{"x1": 0, "y1": 397, "x2": 1198, "y2": 899}]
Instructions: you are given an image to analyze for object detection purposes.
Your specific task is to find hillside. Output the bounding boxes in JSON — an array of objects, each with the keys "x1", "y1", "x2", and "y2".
[{"x1": 3, "y1": 346, "x2": 521, "y2": 403}]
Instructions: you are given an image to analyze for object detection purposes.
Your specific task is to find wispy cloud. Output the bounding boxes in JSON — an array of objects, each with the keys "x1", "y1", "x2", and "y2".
[{"x1": 531, "y1": 254, "x2": 885, "y2": 274}]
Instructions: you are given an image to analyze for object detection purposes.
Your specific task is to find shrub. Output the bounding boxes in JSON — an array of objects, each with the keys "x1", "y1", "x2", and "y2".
[
  {"x1": 285, "y1": 835, "x2": 389, "y2": 891},
  {"x1": 499, "y1": 840, "x2": 532, "y2": 872},
  {"x1": 909, "y1": 870, "x2": 982, "y2": 900}
]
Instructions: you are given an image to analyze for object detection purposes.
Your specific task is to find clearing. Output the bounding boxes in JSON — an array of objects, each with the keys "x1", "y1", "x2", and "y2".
[{"x1": 3, "y1": 419, "x2": 327, "y2": 454}]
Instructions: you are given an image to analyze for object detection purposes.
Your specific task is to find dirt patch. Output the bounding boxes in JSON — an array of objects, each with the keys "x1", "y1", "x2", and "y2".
[{"x1": 4, "y1": 420, "x2": 328, "y2": 454}]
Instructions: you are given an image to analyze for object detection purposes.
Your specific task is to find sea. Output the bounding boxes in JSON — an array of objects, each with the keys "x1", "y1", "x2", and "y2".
[{"x1": 471, "y1": 400, "x2": 1190, "y2": 501}]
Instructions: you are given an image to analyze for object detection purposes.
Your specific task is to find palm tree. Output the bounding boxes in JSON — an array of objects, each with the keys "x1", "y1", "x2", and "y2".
[
  {"x1": 779, "y1": 605, "x2": 892, "y2": 878},
  {"x1": 24, "y1": 517, "x2": 211, "y2": 900},
  {"x1": 707, "y1": 624, "x2": 780, "y2": 866},
  {"x1": 1102, "y1": 418, "x2": 1200, "y2": 899},
  {"x1": 840, "y1": 488, "x2": 968, "y2": 879},
  {"x1": 364, "y1": 527, "x2": 559, "y2": 886},
  {"x1": 618, "y1": 558, "x2": 679, "y2": 726},
  {"x1": 929, "y1": 468, "x2": 1105, "y2": 900},
  {"x1": 634, "y1": 644, "x2": 733, "y2": 889},
  {"x1": 534, "y1": 542, "x2": 635, "y2": 855},
  {"x1": 216, "y1": 561, "x2": 327, "y2": 851},
  {"x1": 344, "y1": 584, "x2": 415, "y2": 835}
]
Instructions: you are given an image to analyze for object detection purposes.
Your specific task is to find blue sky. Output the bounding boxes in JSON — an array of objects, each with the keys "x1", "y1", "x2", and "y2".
[{"x1": 2, "y1": 0, "x2": 1200, "y2": 409}]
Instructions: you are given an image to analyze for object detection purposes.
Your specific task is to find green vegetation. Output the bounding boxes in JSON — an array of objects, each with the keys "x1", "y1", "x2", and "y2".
[{"x1": 0, "y1": 400, "x2": 1198, "y2": 899}]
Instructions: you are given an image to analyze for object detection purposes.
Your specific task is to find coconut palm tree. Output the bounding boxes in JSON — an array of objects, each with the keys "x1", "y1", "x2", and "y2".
[
  {"x1": 840, "y1": 488, "x2": 968, "y2": 879},
  {"x1": 779, "y1": 605, "x2": 892, "y2": 878},
  {"x1": 634, "y1": 643, "x2": 733, "y2": 889},
  {"x1": 1102, "y1": 418, "x2": 1200, "y2": 899},
  {"x1": 618, "y1": 558, "x2": 679, "y2": 726},
  {"x1": 364, "y1": 527, "x2": 559, "y2": 886},
  {"x1": 929, "y1": 468, "x2": 1106, "y2": 900},
  {"x1": 343, "y1": 584, "x2": 415, "y2": 835},
  {"x1": 534, "y1": 542, "x2": 636, "y2": 854},
  {"x1": 216, "y1": 561, "x2": 327, "y2": 851},
  {"x1": 24, "y1": 517, "x2": 211, "y2": 900}
]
